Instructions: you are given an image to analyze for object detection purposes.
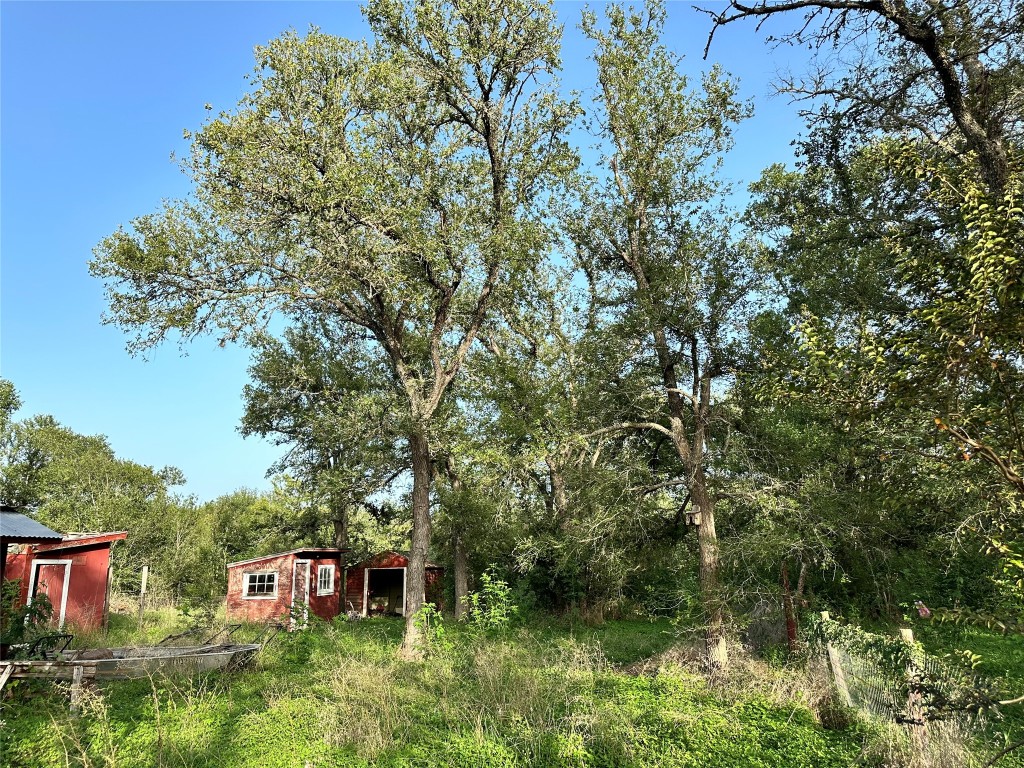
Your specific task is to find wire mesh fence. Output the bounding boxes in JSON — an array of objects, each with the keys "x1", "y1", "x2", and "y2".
[
  {"x1": 816, "y1": 612, "x2": 995, "y2": 728},
  {"x1": 834, "y1": 644, "x2": 907, "y2": 720}
]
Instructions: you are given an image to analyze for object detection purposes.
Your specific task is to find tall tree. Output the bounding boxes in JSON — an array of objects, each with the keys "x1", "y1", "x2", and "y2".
[
  {"x1": 241, "y1": 321, "x2": 405, "y2": 549},
  {"x1": 716, "y1": 0, "x2": 1024, "y2": 601},
  {"x1": 575, "y1": 1, "x2": 758, "y2": 671},
  {"x1": 91, "y1": 2, "x2": 575, "y2": 654},
  {"x1": 706, "y1": 0, "x2": 1022, "y2": 197},
  {"x1": 0, "y1": 380, "x2": 196, "y2": 595},
  {"x1": 462, "y1": 273, "x2": 670, "y2": 615},
  {"x1": 0, "y1": 411, "x2": 181, "y2": 535}
]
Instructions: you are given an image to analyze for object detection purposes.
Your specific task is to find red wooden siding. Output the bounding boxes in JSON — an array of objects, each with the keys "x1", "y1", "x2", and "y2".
[
  {"x1": 226, "y1": 552, "x2": 293, "y2": 624},
  {"x1": 307, "y1": 554, "x2": 342, "y2": 621},
  {"x1": 225, "y1": 549, "x2": 345, "y2": 624},
  {"x1": 2, "y1": 533, "x2": 125, "y2": 631}
]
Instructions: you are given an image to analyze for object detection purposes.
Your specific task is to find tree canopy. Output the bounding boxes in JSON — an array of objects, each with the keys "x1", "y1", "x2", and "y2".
[{"x1": 77, "y1": 0, "x2": 1024, "y2": 666}]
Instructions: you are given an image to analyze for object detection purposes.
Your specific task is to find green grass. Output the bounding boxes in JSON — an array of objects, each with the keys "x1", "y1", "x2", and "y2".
[
  {"x1": 1, "y1": 615, "x2": 881, "y2": 768},
  {"x1": 914, "y1": 620, "x2": 1024, "y2": 768}
]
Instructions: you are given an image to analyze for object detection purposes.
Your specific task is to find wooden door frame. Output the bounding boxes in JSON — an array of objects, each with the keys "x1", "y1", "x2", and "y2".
[
  {"x1": 26, "y1": 559, "x2": 72, "y2": 629},
  {"x1": 290, "y1": 559, "x2": 311, "y2": 630}
]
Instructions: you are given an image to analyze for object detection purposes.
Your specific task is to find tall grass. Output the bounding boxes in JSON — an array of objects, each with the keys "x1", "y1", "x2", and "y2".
[{"x1": 0, "y1": 616, "x2": 917, "y2": 767}]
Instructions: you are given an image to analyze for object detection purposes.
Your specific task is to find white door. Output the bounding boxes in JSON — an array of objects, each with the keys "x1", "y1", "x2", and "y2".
[{"x1": 290, "y1": 560, "x2": 311, "y2": 630}]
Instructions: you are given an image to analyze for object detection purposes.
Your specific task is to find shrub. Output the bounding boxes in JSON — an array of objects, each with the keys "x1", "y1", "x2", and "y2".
[
  {"x1": 0, "y1": 579, "x2": 53, "y2": 647},
  {"x1": 465, "y1": 570, "x2": 519, "y2": 633}
]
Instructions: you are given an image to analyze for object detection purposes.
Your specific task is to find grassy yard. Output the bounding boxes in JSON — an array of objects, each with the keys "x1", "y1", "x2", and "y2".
[
  {"x1": 6, "y1": 611, "x2": 1022, "y2": 768},
  {"x1": 1, "y1": 614, "x2": 887, "y2": 768}
]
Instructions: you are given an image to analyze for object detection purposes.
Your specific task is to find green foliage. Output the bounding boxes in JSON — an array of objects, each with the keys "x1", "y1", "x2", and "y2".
[
  {"x1": 917, "y1": 622, "x2": 1024, "y2": 766},
  {"x1": 0, "y1": 406, "x2": 182, "y2": 536},
  {"x1": 413, "y1": 601, "x2": 456, "y2": 657},
  {"x1": 815, "y1": 614, "x2": 1000, "y2": 724},
  {"x1": 465, "y1": 570, "x2": 520, "y2": 633},
  {"x1": 742, "y1": 134, "x2": 1023, "y2": 625},
  {"x1": 0, "y1": 580, "x2": 53, "y2": 646},
  {"x1": 4, "y1": 0, "x2": 1021, "y2": 725},
  {"x1": 240, "y1": 323, "x2": 407, "y2": 548},
  {"x1": 89, "y1": 1, "x2": 581, "y2": 652}
]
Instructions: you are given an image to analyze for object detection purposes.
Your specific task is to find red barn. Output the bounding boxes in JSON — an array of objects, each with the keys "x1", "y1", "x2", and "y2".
[
  {"x1": 344, "y1": 552, "x2": 444, "y2": 617},
  {"x1": 3, "y1": 531, "x2": 127, "y2": 631},
  {"x1": 226, "y1": 548, "x2": 347, "y2": 627}
]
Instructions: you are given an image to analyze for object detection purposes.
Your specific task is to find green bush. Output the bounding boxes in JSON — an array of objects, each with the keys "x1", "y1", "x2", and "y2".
[
  {"x1": 465, "y1": 570, "x2": 519, "y2": 633},
  {"x1": 0, "y1": 579, "x2": 53, "y2": 647}
]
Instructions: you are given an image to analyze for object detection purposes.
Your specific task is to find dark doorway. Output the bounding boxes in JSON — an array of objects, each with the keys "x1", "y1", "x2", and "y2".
[{"x1": 366, "y1": 568, "x2": 405, "y2": 616}]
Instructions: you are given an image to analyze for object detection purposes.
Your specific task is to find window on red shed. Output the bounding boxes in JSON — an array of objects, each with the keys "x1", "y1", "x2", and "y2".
[
  {"x1": 317, "y1": 565, "x2": 334, "y2": 596},
  {"x1": 243, "y1": 572, "x2": 277, "y2": 598}
]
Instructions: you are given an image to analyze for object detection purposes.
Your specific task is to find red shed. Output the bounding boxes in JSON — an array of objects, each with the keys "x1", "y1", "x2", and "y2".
[
  {"x1": 344, "y1": 552, "x2": 444, "y2": 617},
  {"x1": 3, "y1": 531, "x2": 127, "y2": 631},
  {"x1": 226, "y1": 548, "x2": 347, "y2": 628}
]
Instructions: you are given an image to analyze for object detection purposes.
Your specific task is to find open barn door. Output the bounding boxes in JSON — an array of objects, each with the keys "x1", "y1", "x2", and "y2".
[{"x1": 362, "y1": 567, "x2": 407, "y2": 616}]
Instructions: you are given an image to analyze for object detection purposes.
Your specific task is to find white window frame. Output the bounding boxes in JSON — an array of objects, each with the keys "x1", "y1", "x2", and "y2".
[
  {"x1": 316, "y1": 564, "x2": 335, "y2": 596},
  {"x1": 242, "y1": 570, "x2": 278, "y2": 599}
]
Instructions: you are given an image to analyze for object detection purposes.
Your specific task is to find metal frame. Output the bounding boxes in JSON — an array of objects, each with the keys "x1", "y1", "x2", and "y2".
[{"x1": 26, "y1": 559, "x2": 72, "y2": 629}]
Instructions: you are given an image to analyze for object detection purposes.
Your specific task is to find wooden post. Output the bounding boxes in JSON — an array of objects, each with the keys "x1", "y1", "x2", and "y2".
[
  {"x1": 0, "y1": 540, "x2": 7, "y2": 661},
  {"x1": 69, "y1": 664, "x2": 84, "y2": 716},
  {"x1": 820, "y1": 611, "x2": 853, "y2": 706},
  {"x1": 138, "y1": 565, "x2": 149, "y2": 629},
  {"x1": 900, "y1": 627, "x2": 927, "y2": 748}
]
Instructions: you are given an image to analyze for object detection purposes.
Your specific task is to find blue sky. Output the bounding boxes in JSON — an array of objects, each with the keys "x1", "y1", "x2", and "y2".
[{"x1": 1, "y1": 1, "x2": 806, "y2": 503}]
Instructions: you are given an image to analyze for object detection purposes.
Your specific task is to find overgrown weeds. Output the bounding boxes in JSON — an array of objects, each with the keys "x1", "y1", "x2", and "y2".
[{"x1": 1, "y1": 616, "x2": 958, "y2": 767}]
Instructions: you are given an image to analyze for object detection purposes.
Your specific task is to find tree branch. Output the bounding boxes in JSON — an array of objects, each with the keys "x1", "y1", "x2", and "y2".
[{"x1": 583, "y1": 421, "x2": 674, "y2": 439}]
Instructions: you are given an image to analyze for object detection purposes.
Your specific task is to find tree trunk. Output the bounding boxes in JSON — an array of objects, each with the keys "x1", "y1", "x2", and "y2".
[
  {"x1": 796, "y1": 560, "x2": 808, "y2": 607},
  {"x1": 547, "y1": 457, "x2": 568, "y2": 529},
  {"x1": 692, "y1": 477, "x2": 727, "y2": 674},
  {"x1": 453, "y1": 531, "x2": 469, "y2": 620},
  {"x1": 781, "y1": 561, "x2": 798, "y2": 654},
  {"x1": 400, "y1": 430, "x2": 432, "y2": 659},
  {"x1": 332, "y1": 503, "x2": 348, "y2": 550},
  {"x1": 442, "y1": 455, "x2": 469, "y2": 621}
]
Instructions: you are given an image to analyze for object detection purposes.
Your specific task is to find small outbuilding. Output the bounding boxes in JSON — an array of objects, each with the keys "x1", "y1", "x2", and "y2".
[
  {"x1": 225, "y1": 548, "x2": 348, "y2": 627},
  {"x1": 344, "y1": 552, "x2": 444, "y2": 617},
  {"x1": 2, "y1": 522, "x2": 127, "y2": 631}
]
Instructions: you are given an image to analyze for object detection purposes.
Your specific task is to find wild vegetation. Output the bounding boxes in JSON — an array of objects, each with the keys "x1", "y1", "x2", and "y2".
[
  {"x1": 2, "y1": 0, "x2": 1022, "y2": 765},
  {"x1": 2, "y1": 604, "x2": 1022, "y2": 768}
]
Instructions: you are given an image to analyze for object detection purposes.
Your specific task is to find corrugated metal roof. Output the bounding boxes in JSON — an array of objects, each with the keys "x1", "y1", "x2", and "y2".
[{"x1": 0, "y1": 510, "x2": 63, "y2": 543}]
